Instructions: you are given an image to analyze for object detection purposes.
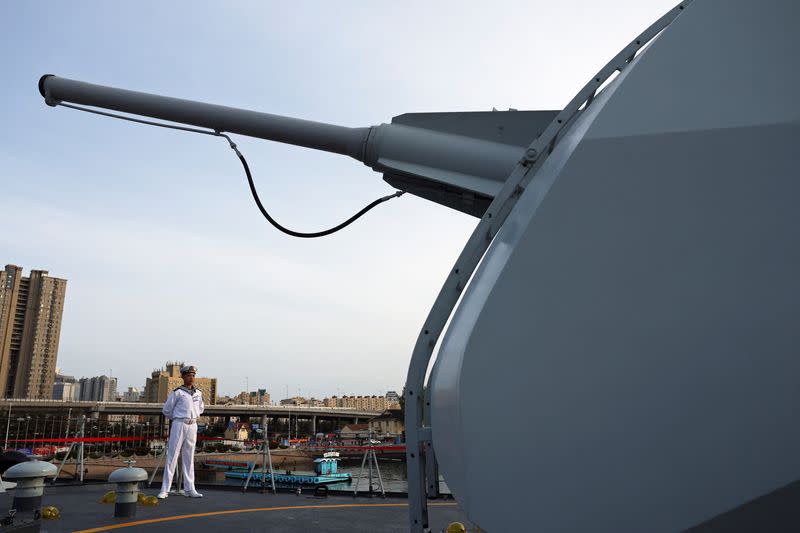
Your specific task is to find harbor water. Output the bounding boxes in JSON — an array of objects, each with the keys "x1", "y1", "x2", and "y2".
[{"x1": 223, "y1": 458, "x2": 450, "y2": 494}]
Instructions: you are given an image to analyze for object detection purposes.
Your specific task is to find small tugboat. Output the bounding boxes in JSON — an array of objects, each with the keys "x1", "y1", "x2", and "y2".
[{"x1": 224, "y1": 451, "x2": 351, "y2": 485}]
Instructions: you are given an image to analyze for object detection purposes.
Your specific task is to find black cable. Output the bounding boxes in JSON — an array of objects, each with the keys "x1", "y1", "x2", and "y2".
[
  {"x1": 56, "y1": 102, "x2": 404, "y2": 238},
  {"x1": 234, "y1": 149, "x2": 404, "y2": 238}
]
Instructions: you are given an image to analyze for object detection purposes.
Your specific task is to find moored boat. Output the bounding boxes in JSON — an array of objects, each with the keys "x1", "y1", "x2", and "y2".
[{"x1": 224, "y1": 470, "x2": 351, "y2": 485}]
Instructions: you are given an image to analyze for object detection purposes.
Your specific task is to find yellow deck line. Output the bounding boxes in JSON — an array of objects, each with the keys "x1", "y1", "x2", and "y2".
[{"x1": 73, "y1": 502, "x2": 458, "y2": 532}]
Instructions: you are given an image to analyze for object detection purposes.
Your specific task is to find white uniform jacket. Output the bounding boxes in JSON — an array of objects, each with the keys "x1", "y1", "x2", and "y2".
[{"x1": 162, "y1": 386, "x2": 204, "y2": 421}]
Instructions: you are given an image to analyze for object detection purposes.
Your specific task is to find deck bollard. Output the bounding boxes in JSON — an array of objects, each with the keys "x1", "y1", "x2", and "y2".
[
  {"x1": 4, "y1": 459, "x2": 57, "y2": 512},
  {"x1": 108, "y1": 460, "x2": 148, "y2": 518}
]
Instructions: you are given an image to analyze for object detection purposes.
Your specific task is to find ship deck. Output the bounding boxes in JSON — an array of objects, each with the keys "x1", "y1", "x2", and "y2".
[{"x1": 1, "y1": 483, "x2": 474, "y2": 532}]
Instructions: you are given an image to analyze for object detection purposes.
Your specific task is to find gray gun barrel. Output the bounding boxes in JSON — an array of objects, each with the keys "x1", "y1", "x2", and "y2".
[
  {"x1": 39, "y1": 74, "x2": 555, "y2": 217},
  {"x1": 39, "y1": 75, "x2": 369, "y2": 161}
]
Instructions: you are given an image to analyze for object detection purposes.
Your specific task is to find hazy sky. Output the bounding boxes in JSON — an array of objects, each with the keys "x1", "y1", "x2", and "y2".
[{"x1": 1, "y1": 1, "x2": 675, "y2": 397}]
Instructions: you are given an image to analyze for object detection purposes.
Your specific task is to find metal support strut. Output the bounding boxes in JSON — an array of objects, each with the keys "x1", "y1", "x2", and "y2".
[
  {"x1": 263, "y1": 417, "x2": 276, "y2": 494},
  {"x1": 353, "y1": 431, "x2": 385, "y2": 499},
  {"x1": 402, "y1": 2, "x2": 694, "y2": 531},
  {"x1": 53, "y1": 415, "x2": 87, "y2": 484},
  {"x1": 243, "y1": 414, "x2": 276, "y2": 493},
  {"x1": 78, "y1": 415, "x2": 86, "y2": 483}
]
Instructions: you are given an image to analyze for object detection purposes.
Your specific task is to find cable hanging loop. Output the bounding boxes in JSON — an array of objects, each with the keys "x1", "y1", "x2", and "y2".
[{"x1": 56, "y1": 102, "x2": 404, "y2": 238}]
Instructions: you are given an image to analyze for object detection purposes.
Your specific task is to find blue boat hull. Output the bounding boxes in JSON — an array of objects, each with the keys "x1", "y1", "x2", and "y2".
[{"x1": 225, "y1": 471, "x2": 352, "y2": 485}]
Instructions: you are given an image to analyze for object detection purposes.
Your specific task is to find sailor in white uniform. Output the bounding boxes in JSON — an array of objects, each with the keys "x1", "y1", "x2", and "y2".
[{"x1": 157, "y1": 364, "x2": 204, "y2": 499}]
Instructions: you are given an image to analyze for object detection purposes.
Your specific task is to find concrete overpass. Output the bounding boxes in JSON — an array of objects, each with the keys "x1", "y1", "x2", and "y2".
[{"x1": 0, "y1": 399, "x2": 381, "y2": 426}]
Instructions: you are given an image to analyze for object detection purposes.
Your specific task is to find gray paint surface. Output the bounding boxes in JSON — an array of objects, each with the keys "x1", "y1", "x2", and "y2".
[{"x1": 430, "y1": 1, "x2": 800, "y2": 531}]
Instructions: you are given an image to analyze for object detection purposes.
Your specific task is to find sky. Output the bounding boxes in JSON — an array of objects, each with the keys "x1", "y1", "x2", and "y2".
[{"x1": 0, "y1": 1, "x2": 676, "y2": 398}]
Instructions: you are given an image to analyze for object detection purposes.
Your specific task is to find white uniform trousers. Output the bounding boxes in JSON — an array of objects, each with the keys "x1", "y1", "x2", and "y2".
[{"x1": 160, "y1": 419, "x2": 198, "y2": 494}]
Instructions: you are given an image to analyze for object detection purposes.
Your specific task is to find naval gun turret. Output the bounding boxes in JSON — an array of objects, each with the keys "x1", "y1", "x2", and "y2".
[{"x1": 39, "y1": 1, "x2": 800, "y2": 532}]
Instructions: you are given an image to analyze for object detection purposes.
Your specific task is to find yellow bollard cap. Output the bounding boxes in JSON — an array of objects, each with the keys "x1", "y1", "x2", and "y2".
[
  {"x1": 447, "y1": 522, "x2": 467, "y2": 533},
  {"x1": 41, "y1": 506, "x2": 60, "y2": 520},
  {"x1": 141, "y1": 495, "x2": 160, "y2": 506},
  {"x1": 100, "y1": 491, "x2": 116, "y2": 504}
]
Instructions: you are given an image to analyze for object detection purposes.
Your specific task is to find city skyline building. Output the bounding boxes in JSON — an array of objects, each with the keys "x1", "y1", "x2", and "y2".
[
  {"x1": 368, "y1": 409, "x2": 404, "y2": 437},
  {"x1": 279, "y1": 396, "x2": 308, "y2": 406},
  {"x1": 320, "y1": 393, "x2": 401, "y2": 411},
  {"x1": 52, "y1": 380, "x2": 78, "y2": 400},
  {"x1": 232, "y1": 389, "x2": 270, "y2": 405},
  {"x1": 53, "y1": 371, "x2": 78, "y2": 400},
  {"x1": 121, "y1": 386, "x2": 141, "y2": 402},
  {"x1": 143, "y1": 361, "x2": 217, "y2": 405},
  {"x1": 0, "y1": 264, "x2": 67, "y2": 399},
  {"x1": 78, "y1": 375, "x2": 117, "y2": 402}
]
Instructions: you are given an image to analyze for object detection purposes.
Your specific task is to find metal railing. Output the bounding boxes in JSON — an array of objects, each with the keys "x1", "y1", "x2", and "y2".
[{"x1": 0, "y1": 399, "x2": 381, "y2": 417}]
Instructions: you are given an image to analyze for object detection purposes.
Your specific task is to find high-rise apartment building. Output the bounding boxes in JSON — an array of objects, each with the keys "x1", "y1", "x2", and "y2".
[
  {"x1": 78, "y1": 375, "x2": 118, "y2": 402},
  {"x1": 0, "y1": 265, "x2": 67, "y2": 399},
  {"x1": 143, "y1": 361, "x2": 217, "y2": 405}
]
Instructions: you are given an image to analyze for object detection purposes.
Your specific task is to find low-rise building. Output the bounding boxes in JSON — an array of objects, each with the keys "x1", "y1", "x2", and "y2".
[
  {"x1": 324, "y1": 396, "x2": 338, "y2": 408},
  {"x1": 328, "y1": 395, "x2": 387, "y2": 411},
  {"x1": 279, "y1": 396, "x2": 306, "y2": 406},
  {"x1": 339, "y1": 423, "x2": 370, "y2": 442},
  {"x1": 368, "y1": 409, "x2": 404, "y2": 437},
  {"x1": 233, "y1": 389, "x2": 271, "y2": 405},
  {"x1": 223, "y1": 422, "x2": 249, "y2": 445}
]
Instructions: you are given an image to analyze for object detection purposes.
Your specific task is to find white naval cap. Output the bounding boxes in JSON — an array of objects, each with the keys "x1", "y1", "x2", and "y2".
[{"x1": 180, "y1": 365, "x2": 197, "y2": 374}]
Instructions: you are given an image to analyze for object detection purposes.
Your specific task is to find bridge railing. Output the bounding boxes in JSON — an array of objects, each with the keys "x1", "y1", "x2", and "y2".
[{"x1": 0, "y1": 399, "x2": 383, "y2": 417}]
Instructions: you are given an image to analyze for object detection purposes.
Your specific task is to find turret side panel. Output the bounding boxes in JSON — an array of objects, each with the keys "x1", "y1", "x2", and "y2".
[{"x1": 430, "y1": 1, "x2": 800, "y2": 531}]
